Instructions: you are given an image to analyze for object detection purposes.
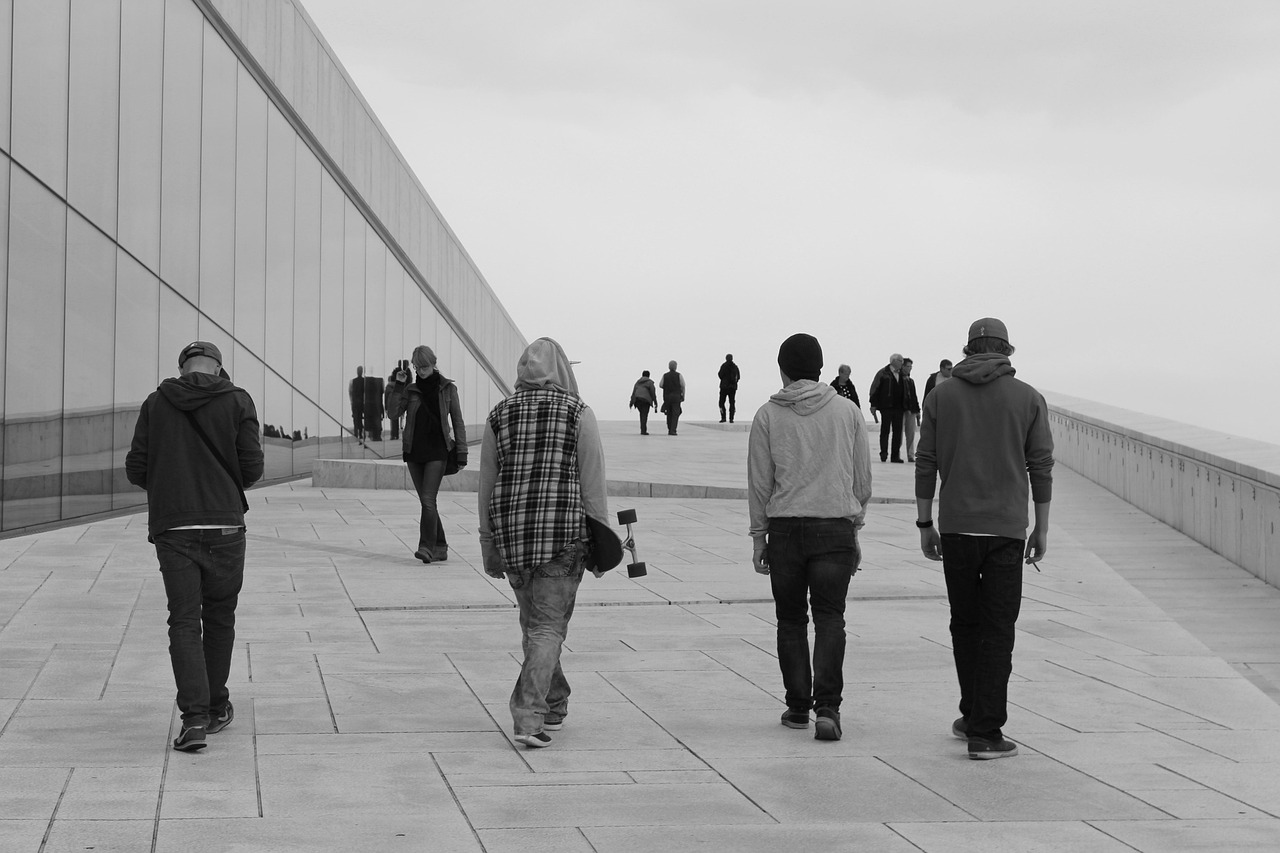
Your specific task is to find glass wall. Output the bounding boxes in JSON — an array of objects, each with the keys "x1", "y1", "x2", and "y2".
[{"x1": 0, "y1": 0, "x2": 518, "y2": 532}]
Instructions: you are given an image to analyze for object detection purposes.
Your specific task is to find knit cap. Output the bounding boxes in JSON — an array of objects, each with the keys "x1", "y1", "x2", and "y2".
[{"x1": 777, "y1": 333, "x2": 823, "y2": 382}]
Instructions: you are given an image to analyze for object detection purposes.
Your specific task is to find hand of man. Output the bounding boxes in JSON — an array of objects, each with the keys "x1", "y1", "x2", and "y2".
[
  {"x1": 1025, "y1": 526, "x2": 1048, "y2": 568},
  {"x1": 455, "y1": 454, "x2": 468, "y2": 470},
  {"x1": 853, "y1": 538, "x2": 863, "y2": 573},
  {"x1": 920, "y1": 526, "x2": 942, "y2": 561},
  {"x1": 752, "y1": 546, "x2": 770, "y2": 575},
  {"x1": 481, "y1": 544, "x2": 506, "y2": 578}
]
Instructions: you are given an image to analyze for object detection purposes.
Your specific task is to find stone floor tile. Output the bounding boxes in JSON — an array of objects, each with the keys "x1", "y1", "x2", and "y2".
[
  {"x1": 892, "y1": 820, "x2": 1139, "y2": 852},
  {"x1": 1091, "y1": 818, "x2": 1280, "y2": 852}
]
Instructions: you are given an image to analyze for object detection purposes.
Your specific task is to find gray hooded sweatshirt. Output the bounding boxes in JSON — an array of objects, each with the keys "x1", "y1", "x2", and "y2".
[{"x1": 747, "y1": 380, "x2": 873, "y2": 545}]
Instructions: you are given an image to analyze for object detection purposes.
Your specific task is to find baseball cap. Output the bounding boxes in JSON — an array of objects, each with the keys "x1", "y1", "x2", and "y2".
[
  {"x1": 178, "y1": 341, "x2": 223, "y2": 368},
  {"x1": 967, "y1": 318, "x2": 1010, "y2": 345}
]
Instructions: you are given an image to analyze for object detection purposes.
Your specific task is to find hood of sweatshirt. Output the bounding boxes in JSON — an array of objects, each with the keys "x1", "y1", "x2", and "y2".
[
  {"x1": 157, "y1": 372, "x2": 240, "y2": 412},
  {"x1": 769, "y1": 379, "x2": 838, "y2": 416},
  {"x1": 951, "y1": 352, "x2": 1016, "y2": 385},
  {"x1": 515, "y1": 337, "x2": 579, "y2": 395}
]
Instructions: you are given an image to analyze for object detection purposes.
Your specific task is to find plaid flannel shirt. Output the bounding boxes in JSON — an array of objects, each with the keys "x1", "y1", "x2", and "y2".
[{"x1": 486, "y1": 389, "x2": 588, "y2": 575}]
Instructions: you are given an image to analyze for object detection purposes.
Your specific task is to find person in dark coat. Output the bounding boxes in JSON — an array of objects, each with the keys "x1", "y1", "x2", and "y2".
[
  {"x1": 718, "y1": 354, "x2": 740, "y2": 423},
  {"x1": 830, "y1": 364, "x2": 861, "y2": 409},
  {"x1": 630, "y1": 370, "x2": 658, "y2": 435}
]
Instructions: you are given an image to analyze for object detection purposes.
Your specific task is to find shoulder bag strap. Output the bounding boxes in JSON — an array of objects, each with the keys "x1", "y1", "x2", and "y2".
[{"x1": 180, "y1": 407, "x2": 250, "y2": 513}]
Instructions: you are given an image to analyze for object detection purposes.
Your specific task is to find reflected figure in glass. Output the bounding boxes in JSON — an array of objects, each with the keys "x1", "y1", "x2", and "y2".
[
  {"x1": 348, "y1": 366, "x2": 366, "y2": 442},
  {"x1": 395, "y1": 345, "x2": 467, "y2": 564},
  {"x1": 384, "y1": 359, "x2": 410, "y2": 441}
]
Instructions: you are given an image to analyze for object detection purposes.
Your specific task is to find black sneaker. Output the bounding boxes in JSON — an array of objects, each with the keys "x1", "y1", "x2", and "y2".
[
  {"x1": 951, "y1": 717, "x2": 968, "y2": 740},
  {"x1": 173, "y1": 725, "x2": 207, "y2": 752},
  {"x1": 207, "y1": 703, "x2": 234, "y2": 734},
  {"x1": 543, "y1": 716, "x2": 565, "y2": 732},
  {"x1": 814, "y1": 707, "x2": 842, "y2": 741},
  {"x1": 968, "y1": 735, "x2": 1018, "y2": 760},
  {"x1": 414, "y1": 548, "x2": 434, "y2": 564},
  {"x1": 780, "y1": 709, "x2": 809, "y2": 729},
  {"x1": 515, "y1": 732, "x2": 552, "y2": 748}
]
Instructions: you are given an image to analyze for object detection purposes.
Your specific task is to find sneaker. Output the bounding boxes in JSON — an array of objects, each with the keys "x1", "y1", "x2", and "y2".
[
  {"x1": 543, "y1": 716, "x2": 565, "y2": 731},
  {"x1": 968, "y1": 735, "x2": 1019, "y2": 760},
  {"x1": 951, "y1": 717, "x2": 968, "y2": 740},
  {"x1": 780, "y1": 709, "x2": 810, "y2": 729},
  {"x1": 414, "y1": 548, "x2": 434, "y2": 564},
  {"x1": 515, "y1": 731, "x2": 552, "y2": 748},
  {"x1": 207, "y1": 703, "x2": 234, "y2": 734},
  {"x1": 432, "y1": 547, "x2": 448, "y2": 562},
  {"x1": 814, "y1": 707, "x2": 842, "y2": 741},
  {"x1": 173, "y1": 725, "x2": 207, "y2": 752}
]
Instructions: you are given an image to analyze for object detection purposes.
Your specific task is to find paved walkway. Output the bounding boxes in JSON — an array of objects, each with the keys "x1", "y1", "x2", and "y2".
[{"x1": 2, "y1": 421, "x2": 1280, "y2": 851}]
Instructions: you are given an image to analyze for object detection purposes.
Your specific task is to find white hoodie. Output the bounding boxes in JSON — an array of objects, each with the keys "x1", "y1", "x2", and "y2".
[{"x1": 747, "y1": 380, "x2": 873, "y2": 544}]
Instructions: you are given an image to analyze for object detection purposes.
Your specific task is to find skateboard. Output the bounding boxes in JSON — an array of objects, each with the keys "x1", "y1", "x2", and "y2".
[
  {"x1": 616, "y1": 509, "x2": 647, "y2": 578},
  {"x1": 584, "y1": 510, "x2": 647, "y2": 578}
]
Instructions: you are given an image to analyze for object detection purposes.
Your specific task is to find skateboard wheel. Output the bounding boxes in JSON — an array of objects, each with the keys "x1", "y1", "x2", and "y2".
[
  {"x1": 617, "y1": 509, "x2": 637, "y2": 525},
  {"x1": 627, "y1": 562, "x2": 647, "y2": 578}
]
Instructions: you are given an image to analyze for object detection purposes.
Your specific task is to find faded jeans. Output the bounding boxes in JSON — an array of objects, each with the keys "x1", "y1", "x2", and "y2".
[
  {"x1": 154, "y1": 528, "x2": 245, "y2": 728},
  {"x1": 406, "y1": 459, "x2": 448, "y2": 553},
  {"x1": 509, "y1": 542, "x2": 585, "y2": 736},
  {"x1": 941, "y1": 534, "x2": 1024, "y2": 739},
  {"x1": 767, "y1": 517, "x2": 857, "y2": 712}
]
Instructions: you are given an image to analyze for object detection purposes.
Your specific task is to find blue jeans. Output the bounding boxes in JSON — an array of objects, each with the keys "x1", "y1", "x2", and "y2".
[
  {"x1": 767, "y1": 518, "x2": 857, "y2": 711},
  {"x1": 941, "y1": 534, "x2": 1024, "y2": 739},
  {"x1": 406, "y1": 460, "x2": 448, "y2": 552},
  {"x1": 509, "y1": 542, "x2": 585, "y2": 735},
  {"x1": 154, "y1": 528, "x2": 245, "y2": 727}
]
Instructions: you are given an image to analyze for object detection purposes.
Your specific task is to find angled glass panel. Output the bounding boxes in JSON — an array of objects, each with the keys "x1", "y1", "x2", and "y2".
[
  {"x1": 342, "y1": 200, "x2": 365, "y2": 440},
  {"x1": 4, "y1": 171, "x2": 66, "y2": 530},
  {"x1": 362, "y1": 234, "x2": 386, "y2": 450},
  {"x1": 317, "y1": 175, "x2": 344, "y2": 424},
  {"x1": 401, "y1": 269, "x2": 421, "y2": 360},
  {"x1": 264, "y1": 106, "x2": 295, "y2": 379},
  {"x1": 231, "y1": 343, "x2": 264, "y2": 475},
  {"x1": 67, "y1": 0, "x2": 121, "y2": 236},
  {"x1": 383, "y1": 262, "x2": 405, "y2": 382},
  {"x1": 112, "y1": 250, "x2": 158, "y2": 510},
  {"x1": 198, "y1": 22, "x2": 238, "y2": 330},
  {"x1": 10, "y1": 0, "x2": 69, "y2": 193},
  {"x1": 158, "y1": 288, "x2": 199, "y2": 387},
  {"x1": 62, "y1": 211, "x2": 116, "y2": 518},
  {"x1": 0, "y1": 0, "x2": 11, "y2": 151},
  {"x1": 262, "y1": 370, "x2": 293, "y2": 480},
  {"x1": 158, "y1": 0, "x2": 204, "y2": 301},
  {"x1": 117, "y1": 0, "x2": 164, "y2": 272},
  {"x1": 234, "y1": 66, "x2": 267, "y2": 357},
  {"x1": 293, "y1": 143, "x2": 322, "y2": 403}
]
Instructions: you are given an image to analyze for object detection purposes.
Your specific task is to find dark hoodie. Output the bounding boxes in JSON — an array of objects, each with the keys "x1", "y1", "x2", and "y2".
[
  {"x1": 915, "y1": 353, "x2": 1054, "y2": 539},
  {"x1": 126, "y1": 372, "x2": 264, "y2": 537}
]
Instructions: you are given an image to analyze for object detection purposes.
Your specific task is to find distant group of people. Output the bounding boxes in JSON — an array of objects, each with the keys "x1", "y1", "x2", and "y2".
[
  {"x1": 132, "y1": 317, "x2": 1052, "y2": 764},
  {"x1": 627, "y1": 353, "x2": 740, "y2": 436}
]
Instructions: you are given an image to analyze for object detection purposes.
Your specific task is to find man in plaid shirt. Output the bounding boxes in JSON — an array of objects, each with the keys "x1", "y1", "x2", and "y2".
[{"x1": 478, "y1": 338, "x2": 608, "y2": 748}]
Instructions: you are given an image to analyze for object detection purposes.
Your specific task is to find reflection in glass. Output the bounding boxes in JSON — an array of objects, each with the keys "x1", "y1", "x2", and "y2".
[
  {"x1": 117, "y1": 0, "x2": 165, "y2": 271},
  {"x1": 113, "y1": 251, "x2": 159, "y2": 510},
  {"x1": 265, "y1": 107, "x2": 296, "y2": 379},
  {"x1": 235, "y1": 67, "x2": 268, "y2": 356},
  {"x1": 364, "y1": 232, "x2": 386, "y2": 378},
  {"x1": 199, "y1": 23, "x2": 238, "y2": 329},
  {"x1": 262, "y1": 370, "x2": 294, "y2": 480},
  {"x1": 10, "y1": 0, "x2": 69, "y2": 193},
  {"x1": 4, "y1": 171, "x2": 67, "y2": 529},
  {"x1": 68, "y1": 0, "x2": 121, "y2": 236},
  {"x1": 342, "y1": 199, "x2": 365, "y2": 445},
  {"x1": 62, "y1": 213, "x2": 116, "y2": 518},
  {"x1": 232, "y1": 344, "x2": 265, "y2": 466},
  {"x1": 291, "y1": 392, "x2": 320, "y2": 478},
  {"x1": 293, "y1": 144, "x2": 322, "y2": 402},
  {"x1": 318, "y1": 176, "x2": 345, "y2": 420},
  {"x1": 159, "y1": 0, "x2": 205, "y2": 301}
]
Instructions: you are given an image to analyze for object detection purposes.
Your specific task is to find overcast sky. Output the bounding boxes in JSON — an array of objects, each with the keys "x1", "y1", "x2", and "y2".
[{"x1": 300, "y1": 0, "x2": 1278, "y2": 444}]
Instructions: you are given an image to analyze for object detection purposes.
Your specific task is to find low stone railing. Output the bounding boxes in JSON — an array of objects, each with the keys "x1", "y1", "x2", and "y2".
[{"x1": 1045, "y1": 392, "x2": 1280, "y2": 589}]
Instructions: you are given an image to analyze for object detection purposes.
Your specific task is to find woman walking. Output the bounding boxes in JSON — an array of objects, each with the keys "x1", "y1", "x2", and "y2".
[{"x1": 397, "y1": 345, "x2": 466, "y2": 563}]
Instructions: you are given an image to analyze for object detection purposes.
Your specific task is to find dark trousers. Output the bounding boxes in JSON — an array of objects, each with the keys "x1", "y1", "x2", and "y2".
[
  {"x1": 154, "y1": 528, "x2": 246, "y2": 728},
  {"x1": 407, "y1": 459, "x2": 448, "y2": 554},
  {"x1": 351, "y1": 405, "x2": 364, "y2": 439},
  {"x1": 718, "y1": 388, "x2": 736, "y2": 422},
  {"x1": 363, "y1": 410, "x2": 382, "y2": 441},
  {"x1": 664, "y1": 399, "x2": 682, "y2": 434},
  {"x1": 878, "y1": 408, "x2": 904, "y2": 460},
  {"x1": 635, "y1": 401, "x2": 651, "y2": 434},
  {"x1": 766, "y1": 517, "x2": 857, "y2": 712},
  {"x1": 389, "y1": 415, "x2": 401, "y2": 440},
  {"x1": 942, "y1": 534, "x2": 1024, "y2": 739}
]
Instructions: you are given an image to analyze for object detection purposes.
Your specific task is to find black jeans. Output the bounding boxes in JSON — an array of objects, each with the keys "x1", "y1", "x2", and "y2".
[
  {"x1": 664, "y1": 399, "x2": 682, "y2": 434},
  {"x1": 942, "y1": 534, "x2": 1024, "y2": 739},
  {"x1": 154, "y1": 528, "x2": 246, "y2": 728},
  {"x1": 406, "y1": 459, "x2": 448, "y2": 553},
  {"x1": 635, "y1": 401, "x2": 651, "y2": 434},
  {"x1": 718, "y1": 388, "x2": 736, "y2": 422},
  {"x1": 766, "y1": 518, "x2": 857, "y2": 712},
  {"x1": 878, "y1": 408, "x2": 904, "y2": 460}
]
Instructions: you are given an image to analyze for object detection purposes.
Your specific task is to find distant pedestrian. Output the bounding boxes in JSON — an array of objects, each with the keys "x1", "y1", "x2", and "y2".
[
  {"x1": 396, "y1": 345, "x2": 467, "y2": 564},
  {"x1": 916, "y1": 317, "x2": 1054, "y2": 760},
  {"x1": 748, "y1": 333, "x2": 872, "y2": 742},
  {"x1": 479, "y1": 338, "x2": 608, "y2": 749},
  {"x1": 718, "y1": 354, "x2": 740, "y2": 423},
  {"x1": 349, "y1": 366, "x2": 366, "y2": 441},
  {"x1": 660, "y1": 360, "x2": 686, "y2": 435},
  {"x1": 385, "y1": 360, "x2": 411, "y2": 441},
  {"x1": 922, "y1": 359, "x2": 953, "y2": 402},
  {"x1": 868, "y1": 353, "x2": 906, "y2": 462},
  {"x1": 126, "y1": 342, "x2": 264, "y2": 752},
  {"x1": 830, "y1": 364, "x2": 861, "y2": 408},
  {"x1": 362, "y1": 371, "x2": 385, "y2": 442},
  {"x1": 901, "y1": 358, "x2": 921, "y2": 463},
  {"x1": 630, "y1": 369, "x2": 658, "y2": 435}
]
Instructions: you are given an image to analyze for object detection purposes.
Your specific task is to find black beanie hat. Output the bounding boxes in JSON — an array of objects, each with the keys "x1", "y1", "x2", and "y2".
[{"x1": 778, "y1": 333, "x2": 823, "y2": 382}]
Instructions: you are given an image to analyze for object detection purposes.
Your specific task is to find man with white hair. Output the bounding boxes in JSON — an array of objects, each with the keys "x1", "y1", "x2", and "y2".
[{"x1": 867, "y1": 353, "x2": 906, "y2": 462}]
